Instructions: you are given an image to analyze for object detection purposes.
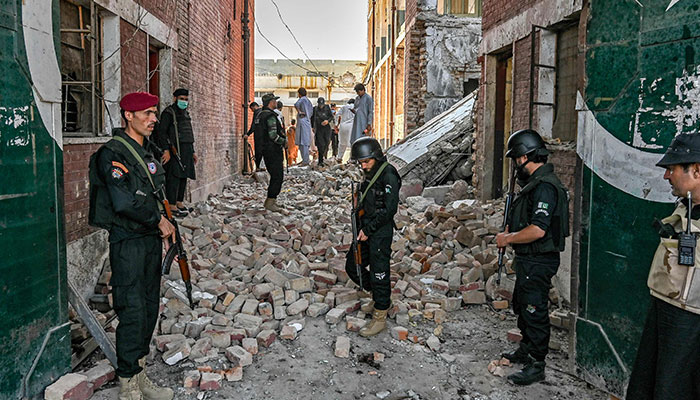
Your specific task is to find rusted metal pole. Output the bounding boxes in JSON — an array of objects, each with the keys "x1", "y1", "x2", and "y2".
[{"x1": 389, "y1": 0, "x2": 396, "y2": 145}]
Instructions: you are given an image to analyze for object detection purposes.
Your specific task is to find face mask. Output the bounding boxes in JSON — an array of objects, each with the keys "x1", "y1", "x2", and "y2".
[{"x1": 177, "y1": 100, "x2": 188, "y2": 110}]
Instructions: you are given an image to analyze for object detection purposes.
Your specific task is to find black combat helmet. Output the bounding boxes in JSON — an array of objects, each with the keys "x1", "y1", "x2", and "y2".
[
  {"x1": 505, "y1": 129, "x2": 549, "y2": 158},
  {"x1": 351, "y1": 137, "x2": 383, "y2": 161}
]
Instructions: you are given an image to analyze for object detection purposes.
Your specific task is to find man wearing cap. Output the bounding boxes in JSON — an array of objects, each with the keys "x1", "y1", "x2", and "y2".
[
  {"x1": 255, "y1": 93, "x2": 287, "y2": 211},
  {"x1": 626, "y1": 133, "x2": 700, "y2": 399},
  {"x1": 350, "y1": 83, "x2": 374, "y2": 144},
  {"x1": 495, "y1": 129, "x2": 569, "y2": 386},
  {"x1": 156, "y1": 88, "x2": 197, "y2": 217},
  {"x1": 244, "y1": 101, "x2": 264, "y2": 171},
  {"x1": 312, "y1": 97, "x2": 333, "y2": 167},
  {"x1": 344, "y1": 137, "x2": 401, "y2": 337},
  {"x1": 88, "y1": 92, "x2": 175, "y2": 400}
]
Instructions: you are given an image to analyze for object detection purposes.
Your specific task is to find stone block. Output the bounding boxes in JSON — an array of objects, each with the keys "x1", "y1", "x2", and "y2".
[
  {"x1": 241, "y1": 298, "x2": 260, "y2": 315},
  {"x1": 391, "y1": 326, "x2": 409, "y2": 341},
  {"x1": 183, "y1": 370, "x2": 201, "y2": 388},
  {"x1": 162, "y1": 340, "x2": 191, "y2": 365},
  {"x1": 426, "y1": 335, "x2": 441, "y2": 351},
  {"x1": 325, "y1": 308, "x2": 346, "y2": 324},
  {"x1": 335, "y1": 336, "x2": 350, "y2": 358},
  {"x1": 154, "y1": 334, "x2": 187, "y2": 352},
  {"x1": 201, "y1": 329, "x2": 231, "y2": 349},
  {"x1": 286, "y1": 298, "x2": 309, "y2": 315},
  {"x1": 82, "y1": 361, "x2": 115, "y2": 390},
  {"x1": 258, "y1": 302, "x2": 273, "y2": 318},
  {"x1": 307, "y1": 302, "x2": 330, "y2": 317},
  {"x1": 242, "y1": 337, "x2": 258, "y2": 355},
  {"x1": 462, "y1": 290, "x2": 486, "y2": 305},
  {"x1": 507, "y1": 328, "x2": 522, "y2": 343},
  {"x1": 199, "y1": 372, "x2": 222, "y2": 391},
  {"x1": 224, "y1": 366, "x2": 243, "y2": 382},
  {"x1": 311, "y1": 270, "x2": 338, "y2": 285},
  {"x1": 225, "y1": 345, "x2": 253, "y2": 367},
  {"x1": 345, "y1": 316, "x2": 368, "y2": 332},
  {"x1": 280, "y1": 325, "x2": 298, "y2": 340},
  {"x1": 257, "y1": 329, "x2": 277, "y2": 348},
  {"x1": 44, "y1": 373, "x2": 92, "y2": 400}
]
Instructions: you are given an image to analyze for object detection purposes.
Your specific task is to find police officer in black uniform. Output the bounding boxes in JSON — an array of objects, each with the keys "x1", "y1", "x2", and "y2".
[
  {"x1": 312, "y1": 97, "x2": 333, "y2": 167},
  {"x1": 255, "y1": 93, "x2": 287, "y2": 212},
  {"x1": 495, "y1": 129, "x2": 569, "y2": 386},
  {"x1": 156, "y1": 88, "x2": 197, "y2": 217},
  {"x1": 88, "y1": 92, "x2": 175, "y2": 400},
  {"x1": 345, "y1": 137, "x2": 402, "y2": 337},
  {"x1": 245, "y1": 101, "x2": 264, "y2": 171}
]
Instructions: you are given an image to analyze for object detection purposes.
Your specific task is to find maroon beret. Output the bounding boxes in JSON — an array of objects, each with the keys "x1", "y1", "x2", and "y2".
[{"x1": 119, "y1": 92, "x2": 159, "y2": 112}]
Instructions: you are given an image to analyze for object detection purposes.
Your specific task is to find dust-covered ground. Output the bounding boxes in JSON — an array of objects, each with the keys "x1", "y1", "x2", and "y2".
[{"x1": 89, "y1": 164, "x2": 607, "y2": 400}]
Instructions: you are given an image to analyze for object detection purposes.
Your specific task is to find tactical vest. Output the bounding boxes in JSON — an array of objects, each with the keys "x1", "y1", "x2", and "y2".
[
  {"x1": 509, "y1": 164, "x2": 570, "y2": 255},
  {"x1": 648, "y1": 204, "x2": 700, "y2": 314},
  {"x1": 88, "y1": 132, "x2": 165, "y2": 233},
  {"x1": 165, "y1": 106, "x2": 195, "y2": 144},
  {"x1": 359, "y1": 161, "x2": 402, "y2": 236},
  {"x1": 255, "y1": 108, "x2": 284, "y2": 147}
]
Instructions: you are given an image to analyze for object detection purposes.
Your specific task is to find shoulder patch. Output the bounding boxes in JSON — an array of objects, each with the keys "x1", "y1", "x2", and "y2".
[
  {"x1": 111, "y1": 167, "x2": 125, "y2": 180},
  {"x1": 111, "y1": 161, "x2": 129, "y2": 173},
  {"x1": 147, "y1": 162, "x2": 157, "y2": 174}
]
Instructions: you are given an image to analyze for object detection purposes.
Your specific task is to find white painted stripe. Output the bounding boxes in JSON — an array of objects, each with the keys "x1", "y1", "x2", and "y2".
[
  {"x1": 22, "y1": 1, "x2": 63, "y2": 150},
  {"x1": 576, "y1": 91, "x2": 675, "y2": 204}
]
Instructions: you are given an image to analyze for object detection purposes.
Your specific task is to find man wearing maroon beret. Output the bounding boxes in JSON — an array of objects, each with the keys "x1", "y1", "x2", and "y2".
[{"x1": 88, "y1": 92, "x2": 175, "y2": 400}]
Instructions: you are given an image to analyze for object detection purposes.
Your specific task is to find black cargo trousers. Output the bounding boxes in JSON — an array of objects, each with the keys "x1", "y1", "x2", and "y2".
[
  {"x1": 345, "y1": 235, "x2": 392, "y2": 310},
  {"x1": 110, "y1": 234, "x2": 162, "y2": 378},
  {"x1": 512, "y1": 255, "x2": 559, "y2": 362}
]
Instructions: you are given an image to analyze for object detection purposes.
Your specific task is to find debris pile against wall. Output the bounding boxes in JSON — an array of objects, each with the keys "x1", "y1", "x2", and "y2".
[
  {"x1": 389, "y1": 92, "x2": 476, "y2": 190},
  {"x1": 62, "y1": 162, "x2": 565, "y2": 395}
]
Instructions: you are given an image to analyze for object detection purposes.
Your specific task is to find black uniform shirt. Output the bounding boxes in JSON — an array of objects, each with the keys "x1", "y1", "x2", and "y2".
[
  {"x1": 360, "y1": 162, "x2": 401, "y2": 237},
  {"x1": 97, "y1": 132, "x2": 164, "y2": 242},
  {"x1": 529, "y1": 182, "x2": 558, "y2": 233}
]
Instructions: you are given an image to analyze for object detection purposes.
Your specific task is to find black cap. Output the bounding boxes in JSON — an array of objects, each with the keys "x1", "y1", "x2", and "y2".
[
  {"x1": 249, "y1": 101, "x2": 259, "y2": 109},
  {"x1": 656, "y1": 133, "x2": 700, "y2": 167},
  {"x1": 173, "y1": 88, "x2": 189, "y2": 97},
  {"x1": 505, "y1": 129, "x2": 549, "y2": 158},
  {"x1": 262, "y1": 93, "x2": 279, "y2": 106}
]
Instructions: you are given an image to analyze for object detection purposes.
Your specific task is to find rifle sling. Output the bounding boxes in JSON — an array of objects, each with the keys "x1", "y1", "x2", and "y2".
[
  {"x1": 167, "y1": 108, "x2": 181, "y2": 155},
  {"x1": 112, "y1": 135, "x2": 163, "y2": 212},
  {"x1": 359, "y1": 161, "x2": 389, "y2": 205}
]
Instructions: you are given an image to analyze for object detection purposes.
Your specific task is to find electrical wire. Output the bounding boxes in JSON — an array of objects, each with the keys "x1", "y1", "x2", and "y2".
[
  {"x1": 247, "y1": 0, "x2": 335, "y2": 86},
  {"x1": 267, "y1": 0, "x2": 323, "y2": 79}
]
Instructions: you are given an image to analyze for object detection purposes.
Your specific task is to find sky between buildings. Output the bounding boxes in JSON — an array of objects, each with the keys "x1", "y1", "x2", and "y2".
[{"x1": 254, "y1": 0, "x2": 368, "y2": 61}]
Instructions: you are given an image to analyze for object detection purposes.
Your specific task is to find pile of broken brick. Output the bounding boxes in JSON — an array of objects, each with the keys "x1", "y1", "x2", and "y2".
[
  {"x1": 149, "y1": 164, "x2": 523, "y2": 392},
  {"x1": 53, "y1": 163, "x2": 567, "y2": 397}
]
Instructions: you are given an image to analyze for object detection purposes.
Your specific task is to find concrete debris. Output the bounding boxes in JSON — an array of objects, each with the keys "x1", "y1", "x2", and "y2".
[
  {"x1": 387, "y1": 93, "x2": 477, "y2": 188},
  {"x1": 74, "y1": 161, "x2": 550, "y2": 395}
]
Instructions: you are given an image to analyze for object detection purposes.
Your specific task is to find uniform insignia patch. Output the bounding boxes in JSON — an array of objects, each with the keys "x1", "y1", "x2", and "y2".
[
  {"x1": 111, "y1": 161, "x2": 129, "y2": 173},
  {"x1": 148, "y1": 162, "x2": 157, "y2": 174},
  {"x1": 111, "y1": 167, "x2": 125, "y2": 179},
  {"x1": 374, "y1": 272, "x2": 386, "y2": 280},
  {"x1": 526, "y1": 304, "x2": 536, "y2": 313},
  {"x1": 537, "y1": 202, "x2": 549, "y2": 209},
  {"x1": 385, "y1": 184, "x2": 392, "y2": 194}
]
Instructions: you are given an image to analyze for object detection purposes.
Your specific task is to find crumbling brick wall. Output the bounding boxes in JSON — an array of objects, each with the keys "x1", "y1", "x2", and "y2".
[
  {"x1": 64, "y1": 142, "x2": 104, "y2": 242},
  {"x1": 403, "y1": 0, "x2": 481, "y2": 135}
]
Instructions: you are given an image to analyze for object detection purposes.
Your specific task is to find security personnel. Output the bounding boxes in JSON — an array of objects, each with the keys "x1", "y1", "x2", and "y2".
[
  {"x1": 255, "y1": 93, "x2": 287, "y2": 212},
  {"x1": 156, "y1": 88, "x2": 197, "y2": 217},
  {"x1": 495, "y1": 129, "x2": 569, "y2": 386},
  {"x1": 244, "y1": 101, "x2": 264, "y2": 171},
  {"x1": 88, "y1": 92, "x2": 175, "y2": 400},
  {"x1": 626, "y1": 133, "x2": 700, "y2": 399},
  {"x1": 344, "y1": 137, "x2": 401, "y2": 337}
]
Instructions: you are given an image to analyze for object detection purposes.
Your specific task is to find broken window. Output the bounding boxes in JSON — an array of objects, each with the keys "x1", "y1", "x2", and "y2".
[
  {"x1": 60, "y1": 0, "x2": 104, "y2": 136},
  {"x1": 439, "y1": 0, "x2": 482, "y2": 17}
]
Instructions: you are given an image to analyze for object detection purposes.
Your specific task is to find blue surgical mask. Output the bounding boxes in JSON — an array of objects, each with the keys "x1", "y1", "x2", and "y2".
[{"x1": 177, "y1": 100, "x2": 188, "y2": 110}]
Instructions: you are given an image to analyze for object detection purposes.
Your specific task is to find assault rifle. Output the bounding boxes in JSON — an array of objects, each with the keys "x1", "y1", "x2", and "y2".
[
  {"x1": 497, "y1": 164, "x2": 517, "y2": 286},
  {"x1": 169, "y1": 145, "x2": 186, "y2": 172},
  {"x1": 351, "y1": 181, "x2": 365, "y2": 290},
  {"x1": 161, "y1": 199, "x2": 194, "y2": 308}
]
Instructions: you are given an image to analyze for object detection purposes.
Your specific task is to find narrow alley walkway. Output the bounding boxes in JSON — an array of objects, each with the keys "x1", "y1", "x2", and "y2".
[{"x1": 85, "y1": 163, "x2": 605, "y2": 400}]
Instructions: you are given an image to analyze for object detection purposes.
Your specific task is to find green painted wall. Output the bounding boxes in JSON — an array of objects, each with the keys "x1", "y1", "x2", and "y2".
[
  {"x1": 0, "y1": 0, "x2": 70, "y2": 398},
  {"x1": 578, "y1": 0, "x2": 700, "y2": 394}
]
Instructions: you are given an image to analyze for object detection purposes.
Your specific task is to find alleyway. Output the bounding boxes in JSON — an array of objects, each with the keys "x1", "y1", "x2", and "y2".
[{"x1": 84, "y1": 164, "x2": 605, "y2": 400}]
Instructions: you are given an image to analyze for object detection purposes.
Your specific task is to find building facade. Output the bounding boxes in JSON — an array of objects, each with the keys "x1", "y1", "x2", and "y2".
[
  {"x1": 60, "y1": 0, "x2": 255, "y2": 302},
  {"x1": 365, "y1": 0, "x2": 481, "y2": 148},
  {"x1": 476, "y1": 0, "x2": 700, "y2": 395},
  {"x1": 254, "y1": 58, "x2": 364, "y2": 124}
]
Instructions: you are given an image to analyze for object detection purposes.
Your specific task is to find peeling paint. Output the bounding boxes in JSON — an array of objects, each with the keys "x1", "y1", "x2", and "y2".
[{"x1": 661, "y1": 65, "x2": 700, "y2": 134}]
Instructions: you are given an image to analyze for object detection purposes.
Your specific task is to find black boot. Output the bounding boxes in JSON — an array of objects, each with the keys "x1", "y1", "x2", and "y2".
[
  {"x1": 507, "y1": 361, "x2": 545, "y2": 385},
  {"x1": 501, "y1": 347, "x2": 531, "y2": 365}
]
